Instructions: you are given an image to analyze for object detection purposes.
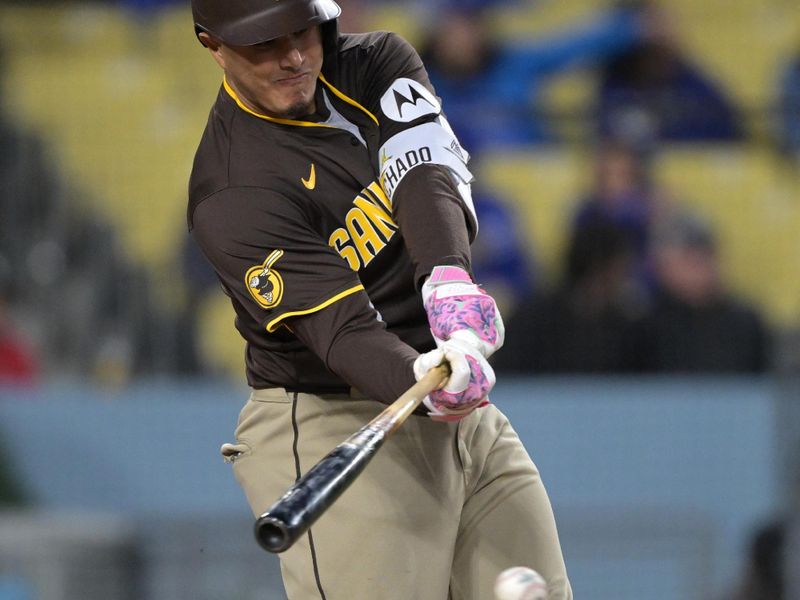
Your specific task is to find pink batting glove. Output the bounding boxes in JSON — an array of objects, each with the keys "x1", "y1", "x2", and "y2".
[
  {"x1": 413, "y1": 339, "x2": 495, "y2": 422},
  {"x1": 421, "y1": 266, "x2": 505, "y2": 359}
]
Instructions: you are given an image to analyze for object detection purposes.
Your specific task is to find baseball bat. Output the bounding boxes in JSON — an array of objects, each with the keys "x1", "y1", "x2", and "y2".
[{"x1": 254, "y1": 363, "x2": 450, "y2": 553}]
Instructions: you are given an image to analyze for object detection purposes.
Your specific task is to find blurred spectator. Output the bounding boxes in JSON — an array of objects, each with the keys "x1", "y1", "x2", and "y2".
[
  {"x1": 571, "y1": 138, "x2": 671, "y2": 290},
  {"x1": 0, "y1": 427, "x2": 26, "y2": 506},
  {"x1": 0, "y1": 271, "x2": 38, "y2": 387},
  {"x1": 776, "y1": 49, "x2": 800, "y2": 157},
  {"x1": 733, "y1": 521, "x2": 788, "y2": 600},
  {"x1": 470, "y1": 186, "x2": 537, "y2": 319},
  {"x1": 636, "y1": 212, "x2": 770, "y2": 373},
  {"x1": 0, "y1": 452, "x2": 26, "y2": 507},
  {"x1": 729, "y1": 448, "x2": 800, "y2": 600},
  {"x1": 493, "y1": 223, "x2": 644, "y2": 373},
  {"x1": 596, "y1": 1, "x2": 743, "y2": 144},
  {"x1": 420, "y1": 2, "x2": 645, "y2": 153},
  {"x1": 179, "y1": 231, "x2": 224, "y2": 375},
  {"x1": 336, "y1": 0, "x2": 370, "y2": 33}
]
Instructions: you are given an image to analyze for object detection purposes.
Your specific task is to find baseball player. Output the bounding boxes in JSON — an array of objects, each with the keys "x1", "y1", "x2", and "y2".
[{"x1": 187, "y1": 1, "x2": 571, "y2": 598}]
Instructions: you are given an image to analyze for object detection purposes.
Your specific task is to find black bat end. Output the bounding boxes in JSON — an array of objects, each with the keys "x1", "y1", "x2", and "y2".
[
  {"x1": 255, "y1": 515, "x2": 292, "y2": 553},
  {"x1": 252, "y1": 440, "x2": 383, "y2": 554}
]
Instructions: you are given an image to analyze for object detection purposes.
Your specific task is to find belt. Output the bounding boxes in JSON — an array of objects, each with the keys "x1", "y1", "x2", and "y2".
[
  {"x1": 250, "y1": 387, "x2": 367, "y2": 400},
  {"x1": 250, "y1": 387, "x2": 427, "y2": 416}
]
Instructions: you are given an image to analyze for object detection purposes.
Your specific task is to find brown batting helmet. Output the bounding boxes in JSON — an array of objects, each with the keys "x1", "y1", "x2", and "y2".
[{"x1": 192, "y1": 0, "x2": 341, "y2": 47}]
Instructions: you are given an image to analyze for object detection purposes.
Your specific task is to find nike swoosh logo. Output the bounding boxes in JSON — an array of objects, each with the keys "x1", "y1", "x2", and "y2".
[{"x1": 301, "y1": 163, "x2": 316, "y2": 190}]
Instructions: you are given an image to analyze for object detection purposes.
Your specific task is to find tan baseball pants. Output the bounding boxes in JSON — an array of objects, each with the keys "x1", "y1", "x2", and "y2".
[{"x1": 222, "y1": 388, "x2": 572, "y2": 600}]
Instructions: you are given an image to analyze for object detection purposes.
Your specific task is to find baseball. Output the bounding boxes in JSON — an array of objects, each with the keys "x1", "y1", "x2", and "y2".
[{"x1": 494, "y1": 566, "x2": 549, "y2": 600}]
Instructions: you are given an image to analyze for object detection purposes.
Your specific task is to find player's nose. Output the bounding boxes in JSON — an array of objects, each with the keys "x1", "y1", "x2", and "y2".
[{"x1": 276, "y1": 37, "x2": 305, "y2": 70}]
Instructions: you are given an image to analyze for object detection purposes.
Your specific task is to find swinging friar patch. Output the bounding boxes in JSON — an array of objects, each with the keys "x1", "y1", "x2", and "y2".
[{"x1": 245, "y1": 249, "x2": 285, "y2": 309}]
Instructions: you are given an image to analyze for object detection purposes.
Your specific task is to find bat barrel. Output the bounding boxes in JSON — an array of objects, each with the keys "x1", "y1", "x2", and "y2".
[{"x1": 254, "y1": 433, "x2": 384, "y2": 553}]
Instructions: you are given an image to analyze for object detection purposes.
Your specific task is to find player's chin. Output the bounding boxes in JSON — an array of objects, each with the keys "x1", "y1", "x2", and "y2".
[{"x1": 282, "y1": 98, "x2": 315, "y2": 120}]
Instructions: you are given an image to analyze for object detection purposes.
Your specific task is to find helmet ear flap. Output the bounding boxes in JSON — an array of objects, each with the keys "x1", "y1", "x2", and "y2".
[{"x1": 320, "y1": 19, "x2": 340, "y2": 75}]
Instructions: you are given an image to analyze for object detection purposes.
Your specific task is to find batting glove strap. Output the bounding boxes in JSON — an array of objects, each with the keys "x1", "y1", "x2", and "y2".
[
  {"x1": 421, "y1": 266, "x2": 505, "y2": 359},
  {"x1": 413, "y1": 338, "x2": 495, "y2": 421}
]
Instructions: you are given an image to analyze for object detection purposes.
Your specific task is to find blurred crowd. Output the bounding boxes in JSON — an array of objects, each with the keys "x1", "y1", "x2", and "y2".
[
  {"x1": 3, "y1": 0, "x2": 798, "y2": 387},
  {"x1": 493, "y1": 141, "x2": 770, "y2": 375}
]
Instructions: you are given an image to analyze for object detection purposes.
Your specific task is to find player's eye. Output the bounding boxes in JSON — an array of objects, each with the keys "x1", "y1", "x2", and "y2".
[
  {"x1": 290, "y1": 28, "x2": 311, "y2": 41},
  {"x1": 255, "y1": 28, "x2": 310, "y2": 50}
]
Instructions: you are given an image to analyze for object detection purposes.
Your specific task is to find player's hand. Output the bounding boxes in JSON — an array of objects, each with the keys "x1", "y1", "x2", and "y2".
[
  {"x1": 413, "y1": 338, "x2": 495, "y2": 422},
  {"x1": 422, "y1": 266, "x2": 505, "y2": 359}
]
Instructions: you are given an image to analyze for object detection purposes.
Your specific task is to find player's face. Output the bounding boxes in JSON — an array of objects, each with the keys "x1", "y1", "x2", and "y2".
[{"x1": 204, "y1": 27, "x2": 324, "y2": 119}]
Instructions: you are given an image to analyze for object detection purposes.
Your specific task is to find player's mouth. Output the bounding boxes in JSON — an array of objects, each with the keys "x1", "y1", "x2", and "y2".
[{"x1": 275, "y1": 72, "x2": 310, "y2": 86}]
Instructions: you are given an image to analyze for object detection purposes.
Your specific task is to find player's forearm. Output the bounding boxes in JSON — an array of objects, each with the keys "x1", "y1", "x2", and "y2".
[
  {"x1": 326, "y1": 328, "x2": 419, "y2": 404},
  {"x1": 392, "y1": 163, "x2": 473, "y2": 289},
  {"x1": 289, "y1": 292, "x2": 418, "y2": 404}
]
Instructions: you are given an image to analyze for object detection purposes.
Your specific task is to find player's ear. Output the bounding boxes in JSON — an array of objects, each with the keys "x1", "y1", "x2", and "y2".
[{"x1": 199, "y1": 32, "x2": 226, "y2": 68}]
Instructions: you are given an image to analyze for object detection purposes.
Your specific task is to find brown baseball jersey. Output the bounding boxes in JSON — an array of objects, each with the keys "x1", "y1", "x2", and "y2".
[{"x1": 189, "y1": 31, "x2": 476, "y2": 394}]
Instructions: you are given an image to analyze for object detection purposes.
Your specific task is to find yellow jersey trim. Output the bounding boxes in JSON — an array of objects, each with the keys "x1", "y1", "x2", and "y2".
[
  {"x1": 318, "y1": 74, "x2": 379, "y2": 126},
  {"x1": 223, "y1": 76, "x2": 337, "y2": 129},
  {"x1": 223, "y1": 75, "x2": 378, "y2": 128},
  {"x1": 265, "y1": 284, "x2": 365, "y2": 332}
]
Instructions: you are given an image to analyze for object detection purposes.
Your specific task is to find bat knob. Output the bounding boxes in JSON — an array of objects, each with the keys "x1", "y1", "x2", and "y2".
[{"x1": 255, "y1": 515, "x2": 292, "y2": 553}]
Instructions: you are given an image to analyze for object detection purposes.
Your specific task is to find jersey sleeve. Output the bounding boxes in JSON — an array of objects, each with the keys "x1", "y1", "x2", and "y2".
[
  {"x1": 191, "y1": 187, "x2": 363, "y2": 333},
  {"x1": 289, "y1": 289, "x2": 420, "y2": 404},
  {"x1": 361, "y1": 33, "x2": 476, "y2": 223}
]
